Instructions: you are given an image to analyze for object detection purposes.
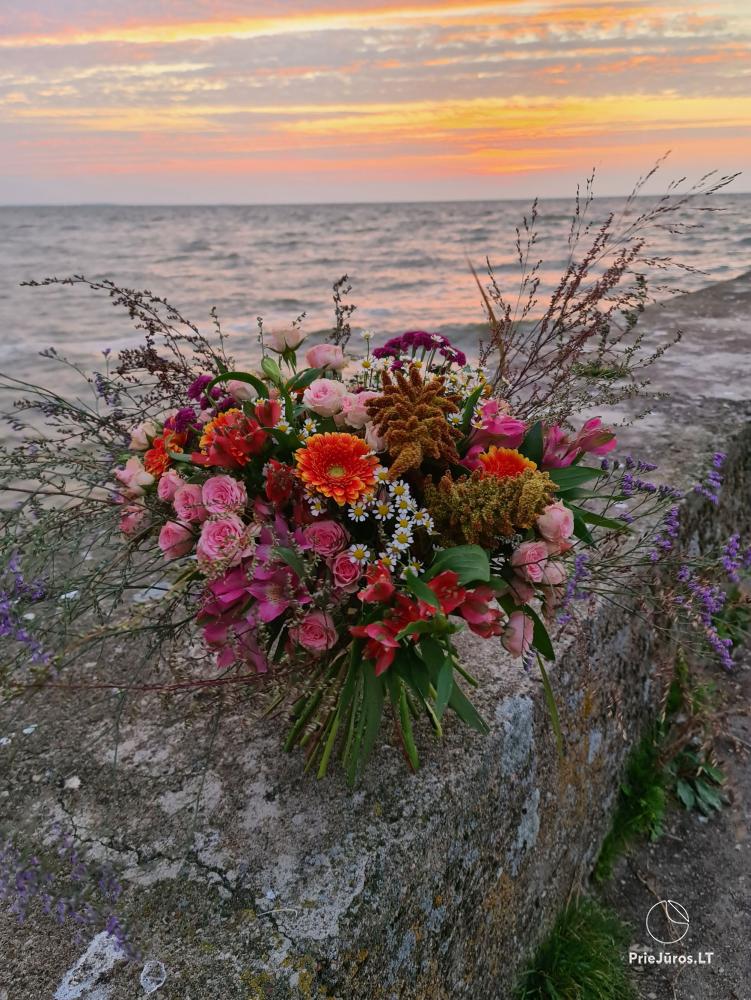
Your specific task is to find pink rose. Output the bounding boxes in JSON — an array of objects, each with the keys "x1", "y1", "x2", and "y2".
[
  {"x1": 114, "y1": 457, "x2": 154, "y2": 497},
  {"x1": 511, "y1": 540, "x2": 549, "y2": 583},
  {"x1": 501, "y1": 611, "x2": 534, "y2": 657},
  {"x1": 157, "y1": 468, "x2": 184, "y2": 502},
  {"x1": 289, "y1": 610, "x2": 338, "y2": 653},
  {"x1": 507, "y1": 576, "x2": 535, "y2": 606},
  {"x1": 158, "y1": 521, "x2": 194, "y2": 561},
  {"x1": 339, "y1": 390, "x2": 380, "y2": 430},
  {"x1": 267, "y1": 327, "x2": 306, "y2": 352},
  {"x1": 541, "y1": 560, "x2": 567, "y2": 587},
  {"x1": 536, "y1": 501, "x2": 574, "y2": 553},
  {"x1": 364, "y1": 421, "x2": 386, "y2": 453},
  {"x1": 226, "y1": 379, "x2": 257, "y2": 402},
  {"x1": 303, "y1": 520, "x2": 349, "y2": 557},
  {"x1": 202, "y1": 475, "x2": 248, "y2": 515},
  {"x1": 119, "y1": 502, "x2": 149, "y2": 536},
  {"x1": 330, "y1": 551, "x2": 361, "y2": 592},
  {"x1": 302, "y1": 378, "x2": 348, "y2": 417},
  {"x1": 305, "y1": 344, "x2": 346, "y2": 371},
  {"x1": 196, "y1": 514, "x2": 255, "y2": 569},
  {"x1": 173, "y1": 484, "x2": 208, "y2": 523},
  {"x1": 129, "y1": 419, "x2": 157, "y2": 451}
]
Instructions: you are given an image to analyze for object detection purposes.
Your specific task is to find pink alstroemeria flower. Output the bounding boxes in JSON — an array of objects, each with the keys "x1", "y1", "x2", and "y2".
[
  {"x1": 541, "y1": 418, "x2": 616, "y2": 469},
  {"x1": 458, "y1": 584, "x2": 503, "y2": 638},
  {"x1": 248, "y1": 563, "x2": 310, "y2": 622},
  {"x1": 202, "y1": 610, "x2": 268, "y2": 672}
]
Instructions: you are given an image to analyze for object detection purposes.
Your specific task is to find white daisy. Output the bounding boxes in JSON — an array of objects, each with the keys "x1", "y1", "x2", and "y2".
[
  {"x1": 348, "y1": 502, "x2": 369, "y2": 523},
  {"x1": 412, "y1": 508, "x2": 432, "y2": 528},
  {"x1": 394, "y1": 513, "x2": 414, "y2": 531},
  {"x1": 373, "y1": 499, "x2": 393, "y2": 521},
  {"x1": 390, "y1": 527, "x2": 413, "y2": 551},
  {"x1": 447, "y1": 412, "x2": 463, "y2": 426},
  {"x1": 394, "y1": 495, "x2": 417, "y2": 514},
  {"x1": 374, "y1": 465, "x2": 390, "y2": 483},
  {"x1": 274, "y1": 418, "x2": 292, "y2": 434},
  {"x1": 348, "y1": 543, "x2": 372, "y2": 564},
  {"x1": 388, "y1": 480, "x2": 410, "y2": 499},
  {"x1": 307, "y1": 495, "x2": 326, "y2": 516},
  {"x1": 378, "y1": 551, "x2": 398, "y2": 572}
]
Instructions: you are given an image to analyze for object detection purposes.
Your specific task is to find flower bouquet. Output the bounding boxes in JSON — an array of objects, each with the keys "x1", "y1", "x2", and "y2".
[
  {"x1": 107, "y1": 324, "x2": 622, "y2": 780},
  {"x1": 2, "y1": 168, "x2": 743, "y2": 783}
]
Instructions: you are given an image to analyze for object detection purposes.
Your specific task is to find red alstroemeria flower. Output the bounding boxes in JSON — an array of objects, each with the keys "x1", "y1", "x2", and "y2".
[
  {"x1": 458, "y1": 584, "x2": 504, "y2": 638},
  {"x1": 255, "y1": 398, "x2": 283, "y2": 428},
  {"x1": 358, "y1": 562, "x2": 396, "y2": 603},
  {"x1": 193, "y1": 408, "x2": 267, "y2": 469},
  {"x1": 424, "y1": 570, "x2": 467, "y2": 614},
  {"x1": 350, "y1": 619, "x2": 402, "y2": 676},
  {"x1": 265, "y1": 458, "x2": 296, "y2": 506},
  {"x1": 351, "y1": 594, "x2": 431, "y2": 675}
]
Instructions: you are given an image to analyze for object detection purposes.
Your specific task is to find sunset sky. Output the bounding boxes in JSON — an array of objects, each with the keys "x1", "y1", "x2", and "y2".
[{"x1": 1, "y1": 0, "x2": 749, "y2": 203}]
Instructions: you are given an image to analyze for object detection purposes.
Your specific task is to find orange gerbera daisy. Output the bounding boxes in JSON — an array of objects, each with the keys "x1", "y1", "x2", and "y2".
[
  {"x1": 295, "y1": 433, "x2": 378, "y2": 506},
  {"x1": 478, "y1": 446, "x2": 537, "y2": 480},
  {"x1": 144, "y1": 430, "x2": 187, "y2": 478}
]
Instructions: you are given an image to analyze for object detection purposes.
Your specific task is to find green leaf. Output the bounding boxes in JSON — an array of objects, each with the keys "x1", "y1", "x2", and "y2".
[
  {"x1": 166, "y1": 450, "x2": 196, "y2": 464},
  {"x1": 360, "y1": 663, "x2": 386, "y2": 767},
  {"x1": 403, "y1": 571, "x2": 441, "y2": 610},
  {"x1": 395, "y1": 618, "x2": 439, "y2": 642},
  {"x1": 261, "y1": 356, "x2": 283, "y2": 385},
  {"x1": 537, "y1": 654, "x2": 564, "y2": 758},
  {"x1": 572, "y1": 512, "x2": 595, "y2": 546},
  {"x1": 519, "y1": 421, "x2": 543, "y2": 466},
  {"x1": 205, "y1": 370, "x2": 268, "y2": 399},
  {"x1": 435, "y1": 658, "x2": 454, "y2": 720},
  {"x1": 288, "y1": 367, "x2": 324, "y2": 391},
  {"x1": 418, "y1": 636, "x2": 445, "y2": 673},
  {"x1": 549, "y1": 466, "x2": 602, "y2": 492},
  {"x1": 701, "y1": 763, "x2": 726, "y2": 784},
  {"x1": 424, "y1": 545, "x2": 490, "y2": 586},
  {"x1": 317, "y1": 708, "x2": 341, "y2": 779},
  {"x1": 460, "y1": 385, "x2": 485, "y2": 434},
  {"x1": 566, "y1": 503, "x2": 629, "y2": 532},
  {"x1": 694, "y1": 779, "x2": 723, "y2": 811},
  {"x1": 447, "y1": 682, "x2": 489, "y2": 734},
  {"x1": 385, "y1": 673, "x2": 419, "y2": 770},
  {"x1": 267, "y1": 427, "x2": 301, "y2": 451},
  {"x1": 526, "y1": 606, "x2": 555, "y2": 661},
  {"x1": 272, "y1": 545, "x2": 306, "y2": 581},
  {"x1": 675, "y1": 779, "x2": 696, "y2": 810}
]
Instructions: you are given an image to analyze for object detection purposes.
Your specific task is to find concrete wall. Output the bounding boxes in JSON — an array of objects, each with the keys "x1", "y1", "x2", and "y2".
[{"x1": 2, "y1": 273, "x2": 751, "y2": 999}]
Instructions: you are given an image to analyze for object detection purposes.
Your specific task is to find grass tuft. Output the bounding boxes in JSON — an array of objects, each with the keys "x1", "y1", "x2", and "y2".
[{"x1": 514, "y1": 897, "x2": 636, "y2": 1000}]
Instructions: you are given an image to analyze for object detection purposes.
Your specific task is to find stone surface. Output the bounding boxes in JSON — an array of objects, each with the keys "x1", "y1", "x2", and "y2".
[
  {"x1": 2, "y1": 271, "x2": 751, "y2": 999},
  {"x1": 597, "y1": 651, "x2": 751, "y2": 1000}
]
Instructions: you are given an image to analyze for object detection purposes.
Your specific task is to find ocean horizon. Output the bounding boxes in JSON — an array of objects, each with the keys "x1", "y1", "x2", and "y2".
[{"x1": 2, "y1": 194, "x2": 750, "y2": 396}]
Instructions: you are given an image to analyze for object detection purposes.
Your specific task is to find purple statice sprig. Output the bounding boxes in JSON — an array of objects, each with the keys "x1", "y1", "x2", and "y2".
[
  {"x1": 721, "y1": 534, "x2": 743, "y2": 584},
  {"x1": 674, "y1": 564, "x2": 733, "y2": 669},
  {"x1": 650, "y1": 504, "x2": 681, "y2": 562},
  {"x1": 0, "y1": 827, "x2": 133, "y2": 957},
  {"x1": 694, "y1": 451, "x2": 726, "y2": 506},
  {"x1": 557, "y1": 552, "x2": 591, "y2": 623},
  {"x1": 1, "y1": 554, "x2": 49, "y2": 666}
]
